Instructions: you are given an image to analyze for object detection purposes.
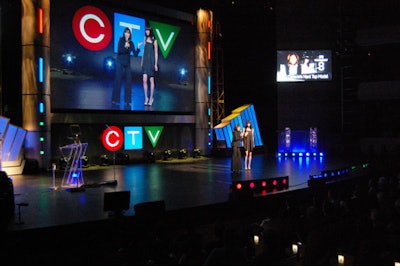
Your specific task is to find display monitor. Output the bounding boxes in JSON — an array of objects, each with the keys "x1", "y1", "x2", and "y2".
[
  {"x1": 103, "y1": 190, "x2": 131, "y2": 213},
  {"x1": 50, "y1": 0, "x2": 196, "y2": 113},
  {"x1": 276, "y1": 50, "x2": 332, "y2": 82}
]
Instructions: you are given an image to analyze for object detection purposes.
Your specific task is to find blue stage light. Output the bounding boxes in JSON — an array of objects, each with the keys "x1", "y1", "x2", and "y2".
[
  {"x1": 103, "y1": 56, "x2": 115, "y2": 71},
  {"x1": 63, "y1": 53, "x2": 75, "y2": 64},
  {"x1": 179, "y1": 67, "x2": 188, "y2": 85}
]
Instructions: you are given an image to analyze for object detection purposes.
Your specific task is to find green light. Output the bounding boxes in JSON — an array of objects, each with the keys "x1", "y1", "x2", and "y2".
[
  {"x1": 40, "y1": 150, "x2": 45, "y2": 155},
  {"x1": 39, "y1": 121, "x2": 44, "y2": 126},
  {"x1": 40, "y1": 137, "x2": 44, "y2": 142}
]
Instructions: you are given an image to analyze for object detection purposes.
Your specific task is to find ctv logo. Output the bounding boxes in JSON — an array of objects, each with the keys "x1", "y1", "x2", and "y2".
[
  {"x1": 72, "y1": 5, "x2": 180, "y2": 58},
  {"x1": 72, "y1": 6, "x2": 112, "y2": 51},
  {"x1": 102, "y1": 126, "x2": 164, "y2": 151}
]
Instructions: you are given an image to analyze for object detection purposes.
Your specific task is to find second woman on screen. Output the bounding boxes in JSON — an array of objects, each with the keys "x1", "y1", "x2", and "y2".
[{"x1": 141, "y1": 26, "x2": 159, "y2": 106}]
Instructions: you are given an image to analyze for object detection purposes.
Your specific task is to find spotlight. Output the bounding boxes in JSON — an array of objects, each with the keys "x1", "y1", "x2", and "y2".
[
  {"x1": 163, "y1": 149, "x2": 172, "y2": 160},
  {"x1": 82, "y1": 155, "x2": 89, "y2": 168},
  {"x1": 116, "y1": 153, "x2": 129, "y2": 165},
  {"x1": 231, "y1": 176, "x2": 289, "y2": 193},
  {"x1": 193, "y1": 148, "x2": 201, "y2": 158},
  {"x1": 100, "y1": 154, "x2": 109, "y2": 166},
  {"x1": 62, "y1": 53, "x2": 76, "y2": 65},
  {"x1": 103, "y1": 56, "x2": 115, "y2": 72},
  {"x1": 178, "y1": 67, "x2": 188, "y2": 85},
  {"x1": 59, "y1": 157, "x2": 68, "y2": 170},
  {"x1": 178, "y1": 148, "x2": 188, "y2": 159},
  {"x1": 144, "y1": 151, "x2": 155, "y2": 163}
]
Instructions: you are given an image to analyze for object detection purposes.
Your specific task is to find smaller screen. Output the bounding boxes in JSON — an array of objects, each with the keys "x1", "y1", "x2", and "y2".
[{"x1": 277, "y1": 50, "x2": 332, "y2": 82}]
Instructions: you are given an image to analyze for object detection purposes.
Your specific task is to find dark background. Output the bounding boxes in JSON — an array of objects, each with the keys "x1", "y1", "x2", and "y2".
[
  {"x1": 1, "y1": 0, "x2": 399, "y2": 158},
  {"x1": 138, "y1": 0, "x2": 400, "y2": 155}
]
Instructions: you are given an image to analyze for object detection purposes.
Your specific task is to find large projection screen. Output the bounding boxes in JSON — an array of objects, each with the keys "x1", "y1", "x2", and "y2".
[{"x1": 50, "y1": 0, "x2": 196, "y2": 114}]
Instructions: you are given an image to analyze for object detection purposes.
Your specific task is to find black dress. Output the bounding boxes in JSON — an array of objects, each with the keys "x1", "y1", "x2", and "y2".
[
  {"x1": 142, "y1": 38, "x2": 156, "y2": 77},
  {"x1": 231, "y1": 130, "x2": 242, "y2": 172},
  {"x1": 243, "y1": 128, "x2": 254, "y2": 152}
]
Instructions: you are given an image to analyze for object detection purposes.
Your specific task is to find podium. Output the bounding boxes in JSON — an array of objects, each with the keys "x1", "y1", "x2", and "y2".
[{"x1": 59, "y1": 142, "x2": 88, "y2": 189}]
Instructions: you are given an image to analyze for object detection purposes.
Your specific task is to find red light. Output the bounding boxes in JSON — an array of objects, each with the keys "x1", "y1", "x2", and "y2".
[
  {"x1": 261, "y1": 181, "x2": 267, "y2": 187},
  {"x1": 273, "y1": 180, "x2": 277, "y2": 186},
  {"x1": 282, "y1": 178, "x2": 287, "y2": 185},
  {"x1": 249, "y1": 182, "x2": 255, "y2": 189},
  {"x1": 38, "y1": 8, "x2": 44, "y2": 34},
  {"x1": 236, "y1": 183, "x2": 242, "y2": 190}
]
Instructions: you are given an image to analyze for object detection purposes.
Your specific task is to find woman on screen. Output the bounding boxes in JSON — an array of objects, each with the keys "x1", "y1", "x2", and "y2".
[
  {"x1": 112, "y1": 27, "x2": 141, "y2": 108},
  {"x1": 286, "y1": 52, "x2": 300, "y2": 76},
  {"x1": 141, "y1": 26, "x2": 159, "y2": 106},
  {"x1": 301, "y1": 55, "x2": 316, "y2": 74}
]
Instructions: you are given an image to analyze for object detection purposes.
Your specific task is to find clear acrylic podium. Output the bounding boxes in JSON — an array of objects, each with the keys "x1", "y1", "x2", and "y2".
[{"x1": 59, "y1": 142, "x2": 88, "y2": 189}]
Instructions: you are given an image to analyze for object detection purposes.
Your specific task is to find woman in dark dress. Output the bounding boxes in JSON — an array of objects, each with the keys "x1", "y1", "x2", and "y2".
[
  {"x1": 231, "y1": 124, "x2": 243, "y2": 173},
  {"x1": 243, "y1": 120, "x2": 255, "y2": 170},
  {"x1": 141, "y1": 26, "x2": 159, "y2": 106}
]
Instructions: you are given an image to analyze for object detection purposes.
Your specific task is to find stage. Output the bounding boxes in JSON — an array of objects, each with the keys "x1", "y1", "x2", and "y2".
[{"x1": 3, "y1": 152, "x2": 364, "y2": 232}]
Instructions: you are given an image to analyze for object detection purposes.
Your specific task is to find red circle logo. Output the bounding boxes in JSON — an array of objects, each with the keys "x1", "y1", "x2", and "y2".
[
  {"x1": 72, "y1": 6, "x2": 112, "y2": 51},
  {"x1": 102, "y1": 126, "x2": 123, "y2": 151}
]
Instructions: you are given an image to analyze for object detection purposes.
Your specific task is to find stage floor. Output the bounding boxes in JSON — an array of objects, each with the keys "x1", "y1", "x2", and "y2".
[{"x1": 5, "y1": 153, "x2": 359, "y2": 231}]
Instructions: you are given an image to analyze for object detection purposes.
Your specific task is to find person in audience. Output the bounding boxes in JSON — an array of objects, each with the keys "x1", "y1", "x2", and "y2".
[{"x1": 203, "y1": 225, "x2": 248, "y2": 266}]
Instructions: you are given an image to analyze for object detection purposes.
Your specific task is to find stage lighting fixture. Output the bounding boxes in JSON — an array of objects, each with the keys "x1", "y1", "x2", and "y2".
[
  {"x1": 163, "y1": 149, "x2": 172, "y2": 160},
  {"x1": 179, "y1": 67, "x2": 188, "y2": 85},
  {"x1": 103, "y1": 56, "x2": 115, "y2": 71},
  {"x1": 82, "y1": 155, "x2": 89, "y2": 168},
  {"x1": 144, "y1": 151, "x2": 156, "y2": 163},
  {"x1": 193, "y1": 148, "x2": 201, "y2": 158},
  {"x1": 178, "y1": 148, "x2": 188, "y2": 159},
  {"x1": 100, "y1": 154, "x2": 109, "y2": 166},
  {"x1": 231, "y1": 176, "x2": 289, "y2": 194},
  {"x1": 58, "y1": 157, "x2": 68, "y2": 170},
  {"x1": 62, "y1": 53, "x2": 76, "y2": 65},
  {"x1": 116, "y1": 153, "x2": 129, "y2": 165},
  {"x1": 321, "y1": 166, "x2": 350, "y2": 181}
]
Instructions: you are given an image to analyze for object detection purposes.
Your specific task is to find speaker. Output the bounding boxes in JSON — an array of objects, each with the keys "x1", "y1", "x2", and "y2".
[
  {"x1": 0, "y1": 171, "x2": 15, "y2": 217},
  {"x1": 103, "y1": 190, "x2": 130, "y2": 214}
]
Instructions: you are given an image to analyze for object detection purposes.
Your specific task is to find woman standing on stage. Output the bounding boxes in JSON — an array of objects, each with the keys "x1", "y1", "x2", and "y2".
[
  {"x1": 243, "y1": 120, "x2": 255, "y2": 170},
  {"x1": 231, "y1": 124, "x2": 243, "y2": 173}
]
